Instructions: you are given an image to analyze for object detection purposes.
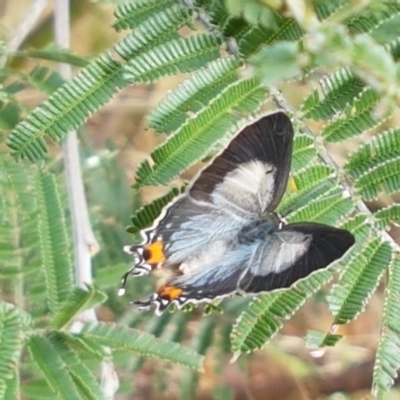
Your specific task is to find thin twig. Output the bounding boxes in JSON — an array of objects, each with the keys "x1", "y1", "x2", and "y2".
[
  {"x1": 53, "y1": 1, "x2": 118, "y2": 398},
  {"x1": 0, "y1": 0, "x2": 49, "y2": 67}
]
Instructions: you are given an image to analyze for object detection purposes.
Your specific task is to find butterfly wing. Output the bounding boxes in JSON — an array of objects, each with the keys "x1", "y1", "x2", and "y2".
[
  {"x1": 135, "y1": 222, "x2": 355, "y2": 313},
  {"x1": 237, "y1": 223, "x2": 356, "y2": 293},
  {"x1": 188, "y1": 111, "x2": 293, "y2": 213},
  {"x1": 121, "y1": 112, "x2": 294, "y2": 292}
]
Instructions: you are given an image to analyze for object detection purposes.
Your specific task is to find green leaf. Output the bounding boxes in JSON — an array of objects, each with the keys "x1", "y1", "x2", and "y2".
[
  {"x1": 14, "y1": 48, "x2": 88, "y2": 67},
  {"x1": 321, "y1": 89, "x2": 381, "y2": 142},
  {"x1": 354, "y1": 156, "x2": 400, "y2": 200},
  {"x1": 7, "y1": 54, "x2": 125, "y2": 161},
  {"x1": 135, "y1": 78, "x2": 267, "y2": 188},
  {"x1": 305, "y1": 330, "x2": 342, "y2": 348},
  {"x1": 328, "y1": 239, "x2": 392, "y2": 324},
  {"x1": 114, "y1": 5, "x2": 192, "y2": 61},
  {"x1": 80, "y1": 322, "x2": 203, "y2": 370},
  {"x1": 375, "y1": 204, "x2": 400, "y2": 230},
  {"x1": 48, "y1": 333, "x2": 105, "y2": 400},
  {"x1": 124, "y1": 34, "x2": 222, "y2": 83},
  {"x1": 288, "y1": 189, "x2": 354, "y2": 225},
  {"x1": 94, "y1": 263, "x2": 132, "y2": 289},
  {"x1": 113, "y1": 0, "x2": 179, "y2": 31},
  {"x1": 56, "y1": 332, "x2": 106, "y2": 361},
  {"x1": 301, "y1": 67, "x2": 365, "y2": 120},
  {"x1": 127, "y1": 187, "x2": 180, "y2": 234},
  {"x1": 340, "y1": 215, "x2": 373, "y2": 247},
  {"x1": 0, "y1": 65, "x2": 64, "y2": 95},
  {"x1": 27, "y1": 335, "x2": 82, "y2": 400},
  {"x1": 238, "y1": 12, "x2": 303, "y2": 56},
  {"x1": 0, "y1": 303, "x2": 29, "y2": 382},
  {"x1": 231, "y1": 270, "x2": 333, "y2": 354},
  {"x1": 291, "y1": 134, "x2": 317, "y2": 171},
  {"x1": 345, "y1": 128, "x2": 400, "y2": 177},
  {"x1": 2, "y1": 366, "x2": 19, "y2": 400},
  {"x1": 373, "y1": 259, "x2": 400, "y2": 397},
  {"x1": 51, "y1": 286, "x2": 107, "y2": 330},
  {"x1": 279, "y1": 164, "x2": 336, "y2": 214},
  {"x1": 35, "y1": 171, "x2": 73, "y2": 313},
  {"x1": 147, "y1": 57, "x2": 242, "y2": 134},
  {"x1": 346, "y1": 2, "x2": 400, "y2": 35},
  {"x1": 250, "y1": 41, "x2": 302, "y2": 86}
]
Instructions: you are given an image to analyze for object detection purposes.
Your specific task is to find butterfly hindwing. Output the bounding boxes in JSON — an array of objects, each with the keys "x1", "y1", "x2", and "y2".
[{"x1": 237, "y1": 223, "x2": 356, "y2": 293}]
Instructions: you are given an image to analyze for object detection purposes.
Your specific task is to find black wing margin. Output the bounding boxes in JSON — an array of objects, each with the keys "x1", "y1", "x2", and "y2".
[
  {"x1": 189, "y1": 112, "x2": 294, "y2": 212},
  {"x1": 239, "y1": 223, "x2": 355, "y2": 293}
]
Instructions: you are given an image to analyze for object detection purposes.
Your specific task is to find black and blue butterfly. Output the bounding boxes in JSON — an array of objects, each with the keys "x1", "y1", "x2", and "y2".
[{"x1": 120, "y1": 112, "x2": 355, "y2": 314}]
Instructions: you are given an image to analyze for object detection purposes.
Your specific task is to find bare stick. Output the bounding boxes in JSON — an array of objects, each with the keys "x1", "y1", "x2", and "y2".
[
  {"x1": 0, "y1": 0, "x2": 49, "y2": 67},
  {"x1": 53, "y1": 1, "x2": 118, "y2": 398}
]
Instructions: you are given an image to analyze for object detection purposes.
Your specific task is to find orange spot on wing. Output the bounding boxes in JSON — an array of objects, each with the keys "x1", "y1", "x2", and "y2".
[
  {"x1": 143, "y1": 241, "x2": 166, "y2": 264},
  {"x1": 157, "y1": 285, "x2": 183, "y2": 300}
]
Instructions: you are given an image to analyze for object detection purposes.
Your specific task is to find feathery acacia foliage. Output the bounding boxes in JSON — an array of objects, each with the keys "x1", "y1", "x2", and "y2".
[{"x1": 2, "y1": 0, "x2": 400, "y2": 398}]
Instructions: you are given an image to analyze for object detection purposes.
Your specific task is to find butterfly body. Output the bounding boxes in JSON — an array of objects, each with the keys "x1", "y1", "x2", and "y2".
[{"x1": 121, "y1": 112, "x2": 355, "y2": 314}]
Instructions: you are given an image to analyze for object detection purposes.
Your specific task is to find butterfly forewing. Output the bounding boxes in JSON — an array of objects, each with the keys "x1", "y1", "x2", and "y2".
[{"x1": 189, "y1": 111, "x2": 293, "y2": 213}]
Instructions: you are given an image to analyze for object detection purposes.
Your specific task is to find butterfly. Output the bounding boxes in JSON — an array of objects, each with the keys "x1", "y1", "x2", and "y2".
[{"x1": 119, "y1": 111, "x2": 355, "y2": 314}]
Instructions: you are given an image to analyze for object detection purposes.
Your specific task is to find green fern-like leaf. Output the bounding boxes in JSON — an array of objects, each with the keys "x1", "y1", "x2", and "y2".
[
  {"x1": 114, "y1": 5, "x2": 192, "y2": 61},
  {"x1": 127, "y1": 187, "x2": 180, "y2": 234},
  {"x1": 328, "y1": 238, "x2": 392, "y2": 324},
  {"x1": 301, "y1": 68, "x2": 365, "y2": 120},
  {"x1": 135, "y1": 78, "x2": 267, "y2": 188},
  {"x1": 80, "y1": 322, "x2": 203, "y2": 370},
  {"x1": 314, "y1": 0, "x2": 348, "y2": 21},
  {"x1": 48, "y1": 333, "x2": 105, "y2": 400},
  {"x1": 0, "y1": 101, "x2": 21, "y2": 130},
  {"x1": 238, "y1": 12, "x2": 304, "y2": 56},
  {"x1": 231, "y1": 270, "x2": 333, "y2": 354},
  {"x1": 56, "y1": 332, "x2": 106, "y2": 361},
  {"x1": 345, "y1": 128, "x2": 400, "y2": 180},
  {"x1": 321, "y1": 89, "x2": 381, "y2": 142},
  {"x1": 375, "y1": 204, "x2": 400, "y2": 230},
  {"x1": 0, "y1": 65, "x2": 64, "y2": 95},
  {"x1": 123, "y1": 34, "x2": 222, "y2": 83},
  {"x1": 279, "y1": 164, "x2": 336, "y2": 214},
  {"x1": 2, "y1": 366, "x2": 19, "y2": 400},
  {"x1": 51, "y1": 286, "x2": 107, "y2": 330},
  {"x1": 35, "y1": 171, "x2": 73, "y2": 313},
  {"x1": 288, "y1": 189, "x2": 354, "y2": 225},
  {"x1": 147, "y1": 57, "x2": 242, "y2": 134},
  {"x1": 373, "y1": 259, "x2": 400, "y2": 397},
  {"x1": 7, "y1": 54, "x2": 125, "y2": 161},
  {"x1": 0, "y1": 303, "x2": 29, "y2": 385},
  {"x1": 346, "y1": 2, "x2": 400, "y2": 35},
  {"x1": 340, "y1": 215, "x2": 373, "y2": 246},
  {"x1": 113, "y1": 0, "x2": 179, "y2": 31},
  {"x1": 305, "y1": 330, "x2": 342, "y2": 348},
  {"x1": 27, "y1": 335, "x2": 82, "y2": 400},
  {"x1": 291, "y1": 134, "x2": 317, "y2": 171},
  {"x1": 354, "y1": 156, "x2": 400, "y2": 200}
]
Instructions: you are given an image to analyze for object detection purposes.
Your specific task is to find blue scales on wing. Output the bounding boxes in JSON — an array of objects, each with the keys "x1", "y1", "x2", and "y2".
[{"x1": 120, "y1": 112, "x2": 355, "y2": 314}]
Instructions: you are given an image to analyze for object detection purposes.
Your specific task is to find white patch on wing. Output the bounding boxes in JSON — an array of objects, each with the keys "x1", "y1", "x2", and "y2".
[
  {"x1": 211, "y1": 161, "x2": 276, "y2": 214},
  {"x1": 179, "y1": 240, "x2": 228, "y2": 275},
  {"x1": 268, "y1": 231, "x2": 312, "y2": 273}
]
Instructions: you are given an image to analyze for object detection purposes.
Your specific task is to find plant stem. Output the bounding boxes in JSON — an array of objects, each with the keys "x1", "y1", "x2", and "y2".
[
  {"x1": 53, "y1": 1, "x2": 119, "y2": 398},
  {"x1": 0, "y1": 0, "x2": 49, "y2": 67}
]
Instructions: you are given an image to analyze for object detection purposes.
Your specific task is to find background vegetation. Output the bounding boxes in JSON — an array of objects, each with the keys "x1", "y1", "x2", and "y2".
[{"x1": 1, "y1": 0, "x2": 400, "y2": 399}]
